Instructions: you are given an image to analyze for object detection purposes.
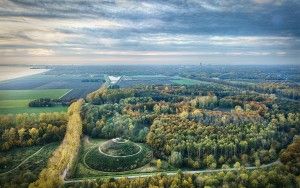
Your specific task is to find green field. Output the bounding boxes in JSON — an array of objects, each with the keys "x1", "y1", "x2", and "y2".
[
  {"x1": 0, "y1": 89, "x2": 70, "y2": 100},
  {"x1": 172, "y1": 78, "x2": 202, "y2": 85},
  {"x1": 0, "y1": 89, "x2": 70, "y2": 114}
]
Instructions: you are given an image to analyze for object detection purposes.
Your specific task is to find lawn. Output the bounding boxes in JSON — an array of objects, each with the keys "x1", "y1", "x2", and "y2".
[{"x1": 0, "y1": 89, "x2": 70, "y2": 114}]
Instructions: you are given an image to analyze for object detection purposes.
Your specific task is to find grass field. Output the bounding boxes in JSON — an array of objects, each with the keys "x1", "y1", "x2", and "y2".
[
  {"x1": 172, "y1": 78, "x2": 201, "y2": 85},
  {"x1": 0, "y1": 70, "x2": 103, "y2": 100},
  {"x1": 0, "y1": 89, "x2": 70, "y2": 100},
  {"x1": 0, "y1": 89, "x2": 70, "y2": 114}
]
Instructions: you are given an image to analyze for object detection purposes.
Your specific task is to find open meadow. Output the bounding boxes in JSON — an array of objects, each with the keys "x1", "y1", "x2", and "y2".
[{"x1": 0, "y1": 89, "x2": 70, "y2": 114}]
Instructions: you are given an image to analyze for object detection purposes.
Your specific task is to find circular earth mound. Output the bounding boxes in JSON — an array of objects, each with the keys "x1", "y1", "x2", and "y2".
[
  {"x1": 100, "y1": 138, "x2": 140, "y2": 156},
  {"x1": 85, "y1": 138, "x2": 152, "y2": 172}
]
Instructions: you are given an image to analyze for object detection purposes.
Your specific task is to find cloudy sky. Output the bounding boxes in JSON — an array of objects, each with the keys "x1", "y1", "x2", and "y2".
[{"x1": 0, "y1": 0, "x2": 299, "y2": 65}]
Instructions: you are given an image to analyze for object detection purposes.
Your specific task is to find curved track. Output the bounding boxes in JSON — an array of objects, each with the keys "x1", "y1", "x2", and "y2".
[
  {"x1": 0, "y1": 144, "x2": 48, "y2": 176},
  {"x1": 65, "y1": 160, "x2": 279, "y2": 184}
]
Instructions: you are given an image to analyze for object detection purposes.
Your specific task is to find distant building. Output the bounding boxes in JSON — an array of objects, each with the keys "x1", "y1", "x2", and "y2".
[{"x1": 108, "y1": 76, "x2": 122, "y2": 85}]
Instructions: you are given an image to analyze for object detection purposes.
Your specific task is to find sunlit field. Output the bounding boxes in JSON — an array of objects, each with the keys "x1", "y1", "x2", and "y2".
[{"x1": 0, "y1": 89, "x2": 70, "y2": 114}]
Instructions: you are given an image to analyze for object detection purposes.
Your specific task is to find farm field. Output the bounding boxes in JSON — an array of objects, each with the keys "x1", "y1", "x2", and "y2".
[
  {"x1": 118, "y1": 75, "x2": 175, "y2": 88},
  {"x1": 0, "y1": 89, "x2": 69, "y2": 100},
  {"x1": 0, "y1": 89, "x2": 70, "y2": 114},
  {"x1": 172, "y1": 77, "x2": 206, "y2": 85},
  {"x1": 0, "y1": 66, "x2": 49, "y2": 82},
  {"x1": 118, "y1": 75, "x2": 215, "y2": 88},
  {"x1": 0, "y1": 67, "x2": 104, "y2": 102},
  {"x1": 0, "y1": 104, "x2": 67, "y2": 114}
]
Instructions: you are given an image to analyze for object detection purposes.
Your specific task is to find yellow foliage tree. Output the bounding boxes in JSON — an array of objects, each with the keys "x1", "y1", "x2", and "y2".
[{"x1": 29, "y1": 99, "x2": 84, "y2": 188}]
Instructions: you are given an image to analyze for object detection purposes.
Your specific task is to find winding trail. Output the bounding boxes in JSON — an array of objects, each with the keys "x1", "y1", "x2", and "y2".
[
  {"x1": 65, "y1": 136, "x2": 280, "y2": 184},
  {"x1": 0, "y1": 145, "x2": 47, "y2": 176},
  {"x1": 98, "y1": 143, "x2": 142, "y2": 158},
  {"x1": 83, "y1": 135, "x2": 91, "y2": 144},
  {"x1": 64, "y1": 160, "x2": 280, "y2": 184}
]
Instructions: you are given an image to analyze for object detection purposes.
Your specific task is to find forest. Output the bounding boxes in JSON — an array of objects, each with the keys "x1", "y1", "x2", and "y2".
[
  {"x1": 0, "y1": 112, "x2": 67, "y2": 150},
  {"x1": 0, "y1": 65, "x2": 299, "y2": 188},
  {"x1": 83, "y1": 84, "x2": 299, "y2": 167}
]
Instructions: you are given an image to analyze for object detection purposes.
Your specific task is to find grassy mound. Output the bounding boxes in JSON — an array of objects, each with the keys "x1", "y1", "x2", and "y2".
[
  {"x1": 85, "y1": 139, "x2": 152, "y2": 172},
  {"x1": 100, "y1": 139, "x2": 140, "y2": 156}
]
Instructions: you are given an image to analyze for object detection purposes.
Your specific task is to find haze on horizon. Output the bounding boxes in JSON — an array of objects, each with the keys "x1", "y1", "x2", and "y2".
[{"x1": 0, "y1": 0, "x2": 299, "y2": 65}]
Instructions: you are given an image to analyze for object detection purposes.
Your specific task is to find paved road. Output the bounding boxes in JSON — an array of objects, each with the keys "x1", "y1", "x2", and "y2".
[
  {"x1": 0, "y1": 145, "x2": 47, "y2": 176},
  {"x1": 64, "y1": 160, "x2": 279, "y2": 184}
]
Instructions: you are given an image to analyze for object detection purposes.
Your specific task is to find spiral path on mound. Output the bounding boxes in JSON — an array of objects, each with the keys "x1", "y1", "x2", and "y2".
[
  {"x1": 98, "y1": 143, "x2": 142, "y2": 157},
  {"x1": 84, "y1": 139, "x2": 153, "y2": 172}
]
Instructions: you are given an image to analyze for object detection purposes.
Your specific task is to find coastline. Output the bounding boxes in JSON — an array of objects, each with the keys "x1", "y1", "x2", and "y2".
[{"x1": 0, "y1": 66, "x2": 49, "y2": 82}]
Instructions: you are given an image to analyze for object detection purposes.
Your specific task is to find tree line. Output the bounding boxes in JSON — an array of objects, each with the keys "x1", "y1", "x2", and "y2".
[
  {"x1": 0, "y1": 112, "x2": 67, "y2": 151},
  {"x1": 28, "y1": 98, "x2": 70, "y2": 107},
  {"x1": 67, "y1": 164, "x2": 298, "y2": 188},
  {"x1": 30, "y1": 99, "x2": 84, "y2": 188}
]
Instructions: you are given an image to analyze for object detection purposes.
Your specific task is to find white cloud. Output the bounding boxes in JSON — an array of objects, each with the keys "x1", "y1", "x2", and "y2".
[
  {"x1": 0, "y1": 17, "x2": 124, "y2": 32},
  {"x1": 27, "y1": 48, "x2": 55, "y2": 56},
  {"x1": 134, "y1": 34, "x2": 293, "y2": 47},
  {"x1": 208, "y1": 36, "x2": 292, "y2": 46},
  {"x1": 253, "y1": 0, "x2": 274, "y2": 4},
  {"x1": 22, "y1": 30, "x2": 80, "y2": 43},
  {"x1": 275, "y1": 51, "x2": 287, "y2": 55},
  {"x1": 253, "y1": 0, "x2": 286, "y2": 5},
  {"x1": 194, "y1": 1, "x2": 224, "y2": 11},
  {"x1": 187, "y1": 0, "x2": 296, "y2": 12},
  {"x1": 0, "y1": 16, "x2": 165, "y2": 47},
  {"x1": 0, "y1": 48, "x2": 55, "y2": 56},
  {"x1": 103, "y1": 1, "x2": 179, "y2": 15},
  {"x1": 85, "y1": 50, "x2": 286, "y2": 57}
]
